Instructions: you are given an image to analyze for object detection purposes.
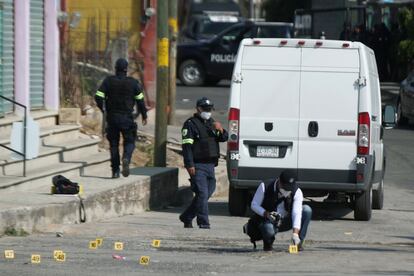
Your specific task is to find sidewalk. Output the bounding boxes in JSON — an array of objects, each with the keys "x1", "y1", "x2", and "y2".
[{"x1": 0, "y1": 109, "x2": 229, "y2": 235}]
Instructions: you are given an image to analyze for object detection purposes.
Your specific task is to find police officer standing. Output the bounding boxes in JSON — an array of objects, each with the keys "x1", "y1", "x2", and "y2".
[
  {"x1": 95, "y1": 58, "x2": 148, "y2": 179},
  {"x1": 179, "y1": 97, "x2": 228, "y2": 229}
]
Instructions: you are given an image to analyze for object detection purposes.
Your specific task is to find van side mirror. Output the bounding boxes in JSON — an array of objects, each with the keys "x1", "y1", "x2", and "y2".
[{"x1": 383, "y1": 105, "x2": 396, "y2": 129}]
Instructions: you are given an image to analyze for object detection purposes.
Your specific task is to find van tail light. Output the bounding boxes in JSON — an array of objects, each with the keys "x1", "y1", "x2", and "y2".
[
  {"x1": 280, "y1": 40, "x2": 287, "y2": 45},
  {"x1": 228, "y1": 108, "x2": 240, "y2": 151},
  {"x1": 358, "y1": 112, "x2": 370, "y2": 155}
]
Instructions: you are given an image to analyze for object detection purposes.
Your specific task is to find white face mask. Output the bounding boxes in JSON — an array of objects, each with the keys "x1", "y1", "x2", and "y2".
[
  {"x1": 279, "y1": 187, "x2": 291, "y2": 197},
  {"x1": 200, "y1": 111, "x2": 211, "y2": 120}
]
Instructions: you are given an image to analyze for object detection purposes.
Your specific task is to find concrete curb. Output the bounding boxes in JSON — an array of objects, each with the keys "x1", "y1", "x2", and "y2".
[{"x1": 0, "y1": 167, "x2": 178, "y2": 234}]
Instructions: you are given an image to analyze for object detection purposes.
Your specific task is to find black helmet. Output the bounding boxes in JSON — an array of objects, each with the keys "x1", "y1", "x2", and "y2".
[
  {"x1": 196, "y1": 97, "x2": 214, "y2": 109},
  {"x1": 279, "y1": 170, "x2": 297, "y2": 191},
  {"x1": 115, "y1": 58, "x2": 128, "y2": 72}
]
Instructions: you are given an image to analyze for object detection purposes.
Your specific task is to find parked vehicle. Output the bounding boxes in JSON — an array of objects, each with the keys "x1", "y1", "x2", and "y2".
[
  {"x1": 177, "y1": 21, "x2": 294, "y2": 86},
  {"x1": 397, "y1": 70, "x2": 414, "y2": 126},
  {"x1": 181, "y1": 12, "x2": 243, "y2": 42},
  {"x1": 227, "y1": 38, "x2": 396, "y2": 221}
]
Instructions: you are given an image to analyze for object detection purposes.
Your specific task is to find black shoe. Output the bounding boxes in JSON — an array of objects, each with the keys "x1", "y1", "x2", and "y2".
[
  {"x1": 199, "y1": 224, "x2": 210, "y2": 229},
  {"x1": 298, "y1": 241, "x2": 305, "y2": 251},
  {"x1": 179, "y1": 215, "x2": 193, "y2": 228},
  {"x1": 263, "y1": 242, "x2": 273, "y2": 251},
  {"x1": 121, "y1": 158, "x2": 130, "y2": 177},
  {"x1": 112, "y1": 171, "x2": 120, "y2": 178}
]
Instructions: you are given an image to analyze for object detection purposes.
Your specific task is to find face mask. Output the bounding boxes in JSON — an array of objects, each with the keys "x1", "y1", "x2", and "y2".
[
  {"x1": 200, "y1": 111, "x2": 211, "y2": 120},
  {"x1": 279, "y1": 187, "x2": 291, "y2": 197}
]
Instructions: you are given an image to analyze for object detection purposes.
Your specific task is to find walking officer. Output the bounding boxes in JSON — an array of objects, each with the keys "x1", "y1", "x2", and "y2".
[
  {"x1": 95, "y1": 58, "x2": 148, "y2": 179},
  {"x1": 179, "y1": 97, "x2": 228, "y2": 229}
]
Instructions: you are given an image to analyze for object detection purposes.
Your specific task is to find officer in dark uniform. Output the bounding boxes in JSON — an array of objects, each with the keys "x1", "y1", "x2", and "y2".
[
  {"x1": 95, "y1": 58, "x2": 148, "y2": 179},
  {"x1": 179, "y1": 97, "x2": 228, "y2": 229}
]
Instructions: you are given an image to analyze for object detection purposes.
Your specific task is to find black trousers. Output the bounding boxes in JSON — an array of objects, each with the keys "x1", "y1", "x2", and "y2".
[{"x1": 106, "y1": 113, "x2": 137, "y2": 172}]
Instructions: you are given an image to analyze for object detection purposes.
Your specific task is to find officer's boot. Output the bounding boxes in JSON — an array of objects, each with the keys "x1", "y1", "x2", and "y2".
[{"x1": 122, "y1": 158, "x2": 130, "y2": 177}]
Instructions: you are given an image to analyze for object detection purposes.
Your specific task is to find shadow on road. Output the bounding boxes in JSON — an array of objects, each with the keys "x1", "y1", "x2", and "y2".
[{"x1": 163, "y1": 199, "x2": 354, "y2": 221}]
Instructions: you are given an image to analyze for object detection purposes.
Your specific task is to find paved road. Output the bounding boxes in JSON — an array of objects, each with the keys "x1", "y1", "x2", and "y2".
[
  {"x1": 174, "y1": 82, "x2": 230, "y2": 128},
  {"x1": 1, "y1": 84, "x2": 413, "y2": 275}
]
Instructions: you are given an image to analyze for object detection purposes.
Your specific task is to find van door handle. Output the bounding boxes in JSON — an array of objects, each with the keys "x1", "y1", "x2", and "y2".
[{"x1": 308, "y1": 121, "x2": 319, "y2": 137}]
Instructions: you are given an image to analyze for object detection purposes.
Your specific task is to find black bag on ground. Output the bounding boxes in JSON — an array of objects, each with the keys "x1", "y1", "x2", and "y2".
[{"x1": 52, "y1": 175, "x2": 80, "y2": 194}]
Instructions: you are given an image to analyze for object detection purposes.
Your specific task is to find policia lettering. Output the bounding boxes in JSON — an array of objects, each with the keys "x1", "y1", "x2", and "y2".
[
  {"x1": 179, "y1": 97, "x2": 228, "y2": 229},
  {"x1": 210, "y1": 54, "x2": 236, "y2": 63},
  {"x1": 95, "y1": 58, "x2": 148, "y2": 179}
]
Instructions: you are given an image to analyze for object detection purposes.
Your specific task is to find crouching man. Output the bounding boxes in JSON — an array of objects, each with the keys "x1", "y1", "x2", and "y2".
[{"x1": 250, "y1": 170, "x2": 312, "y2": 251}]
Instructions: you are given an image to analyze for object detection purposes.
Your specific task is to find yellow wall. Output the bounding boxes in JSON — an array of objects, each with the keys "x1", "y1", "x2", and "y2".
[{"x1": 67, "y1": 0, "x2": 141, "y2": 53}]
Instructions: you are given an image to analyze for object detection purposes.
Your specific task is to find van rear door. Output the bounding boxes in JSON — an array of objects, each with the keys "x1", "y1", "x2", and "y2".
[
  {"x1": 298, "y1": 48, "x2": 360, "y2": 183},
  {"x1": 238, "y1": 45, "x2": 301, "y2": 175}
]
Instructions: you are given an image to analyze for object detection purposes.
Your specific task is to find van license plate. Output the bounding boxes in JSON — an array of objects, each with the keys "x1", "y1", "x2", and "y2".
[{"x1": 256, "y1": 146, "x2": 279, "y2": 158}]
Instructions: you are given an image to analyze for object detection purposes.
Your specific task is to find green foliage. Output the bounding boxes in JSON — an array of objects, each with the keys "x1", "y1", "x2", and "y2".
[
  {"x1": 4, "y1": 227, "x2": 29, "y2": 237},
  {"x1": 398, "y1": 7, "x2": 414, "y2": 64}
]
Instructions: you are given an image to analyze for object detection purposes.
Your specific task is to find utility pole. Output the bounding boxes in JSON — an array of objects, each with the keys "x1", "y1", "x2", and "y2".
[
  {"x1": 154, "y1": 0, "x2": 169, "y2": 167},
  {"x1": 168, "y1": 0, "x2": 178, "y2": 125}
]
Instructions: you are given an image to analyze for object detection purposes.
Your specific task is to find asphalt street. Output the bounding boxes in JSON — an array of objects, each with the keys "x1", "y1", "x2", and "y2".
[{"x1": 1, "y1": 84, "x2": 413, "y2": 275}]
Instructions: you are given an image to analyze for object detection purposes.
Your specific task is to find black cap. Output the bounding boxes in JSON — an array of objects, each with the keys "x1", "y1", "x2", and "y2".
[
  {"x1": 279, "y1": 170, "x2": 297, "y2": 191},
  {"x1": 115, "y1": 58, "x2": 128, "y2": 72},
  {"x1": 196, "y1": 97, "x2": 214, "y2": 108}
]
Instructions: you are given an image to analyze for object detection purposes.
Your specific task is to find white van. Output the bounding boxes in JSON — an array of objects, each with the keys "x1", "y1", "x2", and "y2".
[{"x1": 227, "y1": 38, "x2": 395, "y2": 221}]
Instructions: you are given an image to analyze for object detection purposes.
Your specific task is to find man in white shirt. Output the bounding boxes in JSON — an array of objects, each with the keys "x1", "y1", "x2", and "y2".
[{"x1": 250, "y1": 170, "x2": 312, "y2": 251}]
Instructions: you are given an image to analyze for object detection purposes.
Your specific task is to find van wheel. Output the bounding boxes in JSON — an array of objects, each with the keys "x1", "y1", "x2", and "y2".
[
  {"x1": 372, "y1": 178, "x2": 384, "y2": 210},
  {"x1": 228, "y1": 186, "x2": 247, "y2": 216},
  {"x1": 397, "y1": 99, "x2": 408, "y2": 126},
  {"x1": 354, "y1": 186, "x2": 372, "y2": 221},
  {"x1": 178, "y1": 59, "x2": 205, "y2": 86}
]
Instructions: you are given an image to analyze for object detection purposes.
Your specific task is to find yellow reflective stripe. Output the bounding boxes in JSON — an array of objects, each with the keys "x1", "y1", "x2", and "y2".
[
  {"x1": 135, "y1": 93, "x2": 144, "y2": 100},
  {"x1": 182, "y1": 138, "x2": 194, "y2": 144},
  {"x1": 95, "y1": 91, "x2": 105, "y2": 98}
]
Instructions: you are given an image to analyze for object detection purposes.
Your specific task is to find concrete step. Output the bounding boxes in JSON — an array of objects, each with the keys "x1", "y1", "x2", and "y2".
[
  {"x1": 0, "y1": 136, "x2": 101, "y2": 175},
  {"x1": 0, "y1": 110, "x2": 58, "y2": 140},
  {"x1": 0, "y1": 151, "x2": 110, "y2": 189},
  {"x1": 0, "y1": 124, "x2": 81, "y2": 149}
]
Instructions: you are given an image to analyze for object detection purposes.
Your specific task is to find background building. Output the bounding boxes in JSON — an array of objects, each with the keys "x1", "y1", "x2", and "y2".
[{"x1": 0, "y1": 0, "x2": 59, "y2": 117}]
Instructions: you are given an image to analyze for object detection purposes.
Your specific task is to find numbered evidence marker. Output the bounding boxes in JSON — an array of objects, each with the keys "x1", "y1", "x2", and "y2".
[
  {"x1": 96, "y1": 238, "x2": 103, "y2": 247},
  {"x1": 54, "y1": 250, "x2": 66, "y2": 262},
  {"x1": 53, "y1": 250, "x2": 63, "y2": 259},
  {"x1": 55, "y1": 252, "x2": 66, "y2": 262},
  {"x1": 152, "y1": 240, "x2": 161, "y2": 248},
  {"x1": 114, "y1": 242, "x2": 124, "y2": 251},
  {"x1": 288, "y1": 245, "x2": 298, "y2": 254},
  {"x1": 4, "y1": 250, "x2": 15, "y2": 259},
  {"x1": 139, "y1": 256, "x2": 150, "y2": 266},
  {"x1": 89, "y1": 240, "x2": 98, "y2": 250},
  {"x1": 31, "y1": 254, "x2": 41, "y2": 264}
]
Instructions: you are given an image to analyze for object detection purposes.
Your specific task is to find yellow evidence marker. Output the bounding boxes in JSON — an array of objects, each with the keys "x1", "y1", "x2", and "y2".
[
  {"x1": 152, "y1": 240, "x2": 161, "y2": 248},
  {"x1": 96, "y1": 238, "x2": 103, "y2": 247},
  {"x1": 4, "y1": 250, "x2": 14, "y2": 259},
  {"x1": 289, "y1": 245, "x2": 298, "y2": 254},
  {"x1": 53, "y1": 250, "x2": 63, "y2": 259},
  {"x1": 139, "y1": 256, "x2": 150, "y2": 265},
  {"x1": 55, "y1": 252, "x2": 66, "y2": 262},
  {"x1": 89, "y1": 240, "x2": 98, "y2": 249},
  {"x1": 31, "y1": 254, "x2": 41, "y2": 264},
  {"x1": 114, "y1": 242, "x2": 124, "y2": 251}
]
